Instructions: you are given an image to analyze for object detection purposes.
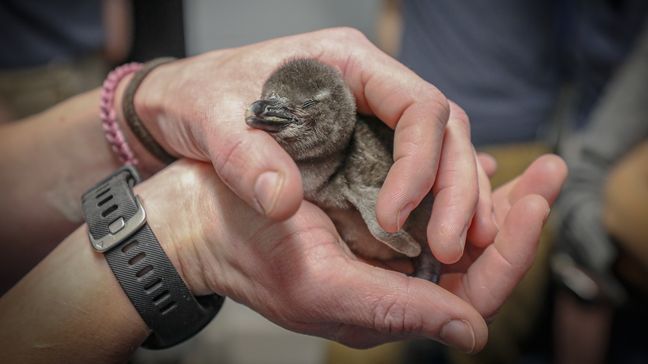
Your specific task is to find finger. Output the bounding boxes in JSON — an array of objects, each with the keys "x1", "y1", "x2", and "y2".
[
  {"x1": 425, "y1": 104, "x2": 478, "y2": 264},
  {"x1": 320, "y1": 33, "x2": 450, "y2": 233},
  {"x1": 493, "y1": 154, "x2": 567, "y2": 222},
  {"x1": 477, "y1": 152, "x2": 497, "y2": 177},
  {"x1": 318, "y1": 261, "x2": 488, "y2": 353},
  {"x1": 467, "y1": 151, "x2": 498, "y2": 248},
  {"x1": 507, "y1": 154, "x2": 567, "y2": 205},
  {"x1": 207, "y1": 124, "x2": 304, "y2": 220},
  {"x1": 376, "y1": 98, "x2": 444, "y2": 232},
  {"x1": 374, "y1": 92, "x2": 449, "y2": 233},
  {"x1": 451, "y1": 194, "x2": 549, "y2": 320}
]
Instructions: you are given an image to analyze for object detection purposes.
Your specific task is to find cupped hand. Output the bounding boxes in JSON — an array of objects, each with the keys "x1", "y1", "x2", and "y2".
[
  {"x1": 138, "y1": 154, "x2": 566, "y2": 353},
  {"x1": 133, "y1": 27, "x2": 494, "y2": 263},
  {"x1": 440, "y1": 154, "x2": 567, "y2": 320}
]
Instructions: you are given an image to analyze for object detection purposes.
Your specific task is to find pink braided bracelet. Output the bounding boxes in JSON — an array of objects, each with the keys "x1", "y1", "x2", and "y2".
[{"x1": 100, "y1": 62, "x2": 143, "y2": 165}]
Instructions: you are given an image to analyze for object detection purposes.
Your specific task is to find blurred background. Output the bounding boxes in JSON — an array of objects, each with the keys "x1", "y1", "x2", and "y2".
[{"x1": 2, "y1": 0, "x2": 647, "y2": 363}]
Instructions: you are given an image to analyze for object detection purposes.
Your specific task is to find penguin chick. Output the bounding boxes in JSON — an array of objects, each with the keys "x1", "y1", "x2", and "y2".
[{"x1": 245, "y1": 58, "x2": 440, "y2": 282}]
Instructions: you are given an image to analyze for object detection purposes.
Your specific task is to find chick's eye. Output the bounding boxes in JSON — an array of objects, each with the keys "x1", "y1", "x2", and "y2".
[{"x1": 302, "y1": 99, "x2": 317, "y2": 109}]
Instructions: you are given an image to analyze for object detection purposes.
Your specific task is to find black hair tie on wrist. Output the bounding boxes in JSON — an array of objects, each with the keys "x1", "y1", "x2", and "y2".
[{"x1": 122, "y1": 57, "x2": 178, "y2": 165}]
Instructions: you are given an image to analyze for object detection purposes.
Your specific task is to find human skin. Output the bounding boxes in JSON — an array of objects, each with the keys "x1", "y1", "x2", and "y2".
[
  {"x1": 131, "y1": 27, "x2": 498, "y2": 264},
  {"x1": 0, "y1": 27, "x2": 567, "y2": 360},
  {"x1": 0, "y1": 28, "x2": 495, "y2": 287},
  {"x1": 0, "y1": 155, "x2": 566, "y2": 363}
]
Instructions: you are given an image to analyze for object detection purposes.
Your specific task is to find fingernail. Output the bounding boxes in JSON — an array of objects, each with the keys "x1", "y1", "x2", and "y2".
[
  {"x1": 254, "y1": 171, "x2": 283, "y2": 215},
  {"x1": 440, "y1": 319, "x2": 476, "y2": 353},
  {"x1": 396, "y1": 202, "x2": 415, "y2": 231}
]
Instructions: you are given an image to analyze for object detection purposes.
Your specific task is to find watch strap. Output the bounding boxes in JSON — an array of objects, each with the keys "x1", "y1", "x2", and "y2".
[{"x1": 82, "y1": 166, "x2": 224, "y2": 349}]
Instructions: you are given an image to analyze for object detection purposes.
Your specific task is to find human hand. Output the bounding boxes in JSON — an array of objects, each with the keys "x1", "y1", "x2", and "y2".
[
  {"x1": 130, "y1": 28, "x2": 494, "y2": 264},
  {"x1": 138, "y1": 154, "x2": 565, "y2": 353},
  {"x1": 440, "y1": 154, "x2": 567, "y2": 320}
]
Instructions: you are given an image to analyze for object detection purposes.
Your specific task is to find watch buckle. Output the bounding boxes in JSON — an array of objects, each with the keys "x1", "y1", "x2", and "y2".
[{"x1": 89, "y1": 196, "x2": 147, "y2": 252}]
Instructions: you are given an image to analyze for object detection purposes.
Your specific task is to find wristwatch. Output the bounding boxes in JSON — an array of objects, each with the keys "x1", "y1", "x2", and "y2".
[{"x1": 81, "y1": 166, "x2": 224, "y2": 349}]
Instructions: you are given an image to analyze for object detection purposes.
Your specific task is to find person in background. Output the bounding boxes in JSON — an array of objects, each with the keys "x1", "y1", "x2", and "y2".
[
  {"x1": 0, "y1": 0, "x2": 184, "y2": 123},
  {"x1": 0, "y1": 0, "x2": 132, "y2": 122},
  {"x1": 552, "y1": 21, "x2": 648, "y2": 364}
]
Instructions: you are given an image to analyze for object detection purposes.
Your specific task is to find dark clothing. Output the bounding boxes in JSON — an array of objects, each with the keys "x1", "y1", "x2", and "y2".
[
  {"x1": 556, "y1": 21, "x2": 648, "y2": 278},
  {"x1": 0, "y1": 0, "x2": 104, "y2": 69},
  {"x1": 398, "y1": 0, "x2": 648, "y2": 146}
]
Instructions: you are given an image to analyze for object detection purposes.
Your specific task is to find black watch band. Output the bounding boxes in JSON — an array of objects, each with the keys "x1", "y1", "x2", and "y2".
[{"x1": 81, "y1": 166, "x2": 224, "y2": 349}]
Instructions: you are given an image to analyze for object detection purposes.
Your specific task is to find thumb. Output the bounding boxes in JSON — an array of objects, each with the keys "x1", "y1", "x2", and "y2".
[
  {"x1": 322, "y1": 263, "x2": 489, "y2": 353},
  {"x1": 208, "y1": 126, "x2": 303, "y2": 220}
]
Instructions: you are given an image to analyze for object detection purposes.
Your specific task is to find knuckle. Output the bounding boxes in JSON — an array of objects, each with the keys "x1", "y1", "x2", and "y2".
[
  {"x1": 370, "y1": 287, "x2": 422, "y2": 335},
  {"x1": 327, "y1": 26, "x2": 369, "y2": 44},
  {"x1": 449, "y1": 102, "x2": 471, "y2": 131},
  {"x1": 372, "y1": 296, "x2": 406, "y2": 334},
  {"x1": 414, "y1": 86, "x2": 450, "y2": 129},
  {"x1": 433, "y1": 93, "x2": 451, "y2": 127},
  {"x1": 212, "y1": 138, "x2": 248, "y2": 184},
  {"x1": 394, "y1": 121, "x2": 426, "y2": 158}
]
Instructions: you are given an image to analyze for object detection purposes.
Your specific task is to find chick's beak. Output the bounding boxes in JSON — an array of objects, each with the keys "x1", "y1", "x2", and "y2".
[{"x1": 245, "y1": 99, "x2": 297, "y2": 133}]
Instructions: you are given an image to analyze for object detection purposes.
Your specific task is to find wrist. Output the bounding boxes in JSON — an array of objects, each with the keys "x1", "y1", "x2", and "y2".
[
  {"x1": 0, "y1": 226, "x2": 150, "y2": 363},
  {"x1": 130, "y1": 59, "x2": 198, "y2": 160},
  {"x1": 82, "y1": 164, "x2": 224, "y2": 348},
  {"x1": 108, "y1": 73, "x2": 164, "y2": 177},
  {"x1": 127, "y1": 51, "x2": 233, "y2": 163},
  {"x1": 133, "y1": 160, "x2": 222, "y2": 296},
  {"x1": 110, "y1": 60, "x2": 181, "y2": 176}
]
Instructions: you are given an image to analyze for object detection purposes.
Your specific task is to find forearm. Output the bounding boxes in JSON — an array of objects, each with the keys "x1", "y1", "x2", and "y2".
[
  {"x1": 0, "y1": 91, "x2": 118, "y2": 242},
  {"x1": 0, "y1": 84, "x2": 165, "y2": 291},
  {"x1": 0, "y1": 227, "x2": 149, "y2": 364},
  {"x1": 0, "y1": 80, "x2": 169, "y2": 233},
  {"x1": 604, "y1": 141, "x2": 648, "y2": 260},
  {"x1": 0, "y1": 90, "x2": 120, "y2": 291},
  {"x1": 0, "y1": 162, "x2": 206, "y2": 363}
]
